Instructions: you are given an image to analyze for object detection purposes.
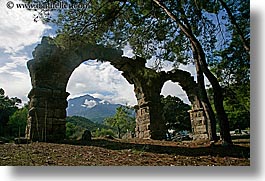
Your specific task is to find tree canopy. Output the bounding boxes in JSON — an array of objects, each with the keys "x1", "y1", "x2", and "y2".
[
  {"x1": 25, "y1": 0, "x2": 249, "y2": 82},
  {"x1": 161, "y1": 95, "x2": 191, "y2": 132},
  {"x1": 0, "y1": 88, "x2": 23, "y2": 137},
  {"x1": 0, "y1": 88, "x2": 22, "y2": 136}
]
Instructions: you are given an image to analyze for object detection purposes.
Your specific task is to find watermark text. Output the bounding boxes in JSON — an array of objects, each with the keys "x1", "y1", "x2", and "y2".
[{"x1": 6, "y1": 1, "x2": 90, "y2": 10}]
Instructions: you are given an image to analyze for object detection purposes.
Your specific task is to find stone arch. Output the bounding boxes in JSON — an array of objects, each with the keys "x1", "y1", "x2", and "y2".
[
  {"x1": 162, "y1": 69, "x2": 209, "y2": 140},
  {"x1": 25, "y1": 37, "x2": 126, "y2": 141},
  {"x1": 25, "y1": 36, "x2": 208, "y2": 142},
  {"x1": 25, "y1": 37, "x2": 166, "y2": 141}
]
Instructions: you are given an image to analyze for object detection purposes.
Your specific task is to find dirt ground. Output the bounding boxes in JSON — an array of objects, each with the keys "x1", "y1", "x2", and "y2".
[{"x1": 0, "y1": 138, "x2": 250, "y2": 166}]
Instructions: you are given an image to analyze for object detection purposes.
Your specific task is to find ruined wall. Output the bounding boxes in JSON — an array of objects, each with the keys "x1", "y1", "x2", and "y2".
[{"x1": 26, "y1": 36, "x2": 209, "y2": 142}]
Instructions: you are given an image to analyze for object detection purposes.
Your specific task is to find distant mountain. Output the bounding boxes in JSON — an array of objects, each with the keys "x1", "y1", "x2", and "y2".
[
  {"x1": 67, "y1": 94, "x2": 121, "y2": 123},
  {"x1": 66, "y1": 116, "x2": 108, "y2": 131}
]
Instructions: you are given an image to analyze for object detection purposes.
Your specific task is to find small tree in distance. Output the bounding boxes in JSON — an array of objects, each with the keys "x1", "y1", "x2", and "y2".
[{"x1": 104, "y1": 106, "x2": 135, "y2": 139}]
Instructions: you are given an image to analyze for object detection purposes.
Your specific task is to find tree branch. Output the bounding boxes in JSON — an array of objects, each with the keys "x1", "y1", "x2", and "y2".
[{"x1": 218, "y1": 0, "x2": 250, "y2": 52}]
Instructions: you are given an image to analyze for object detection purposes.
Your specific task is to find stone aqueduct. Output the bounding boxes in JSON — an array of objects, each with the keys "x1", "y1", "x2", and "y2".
[{"x1": 25, "y1": 36, "x2": 209, "y2": 142}]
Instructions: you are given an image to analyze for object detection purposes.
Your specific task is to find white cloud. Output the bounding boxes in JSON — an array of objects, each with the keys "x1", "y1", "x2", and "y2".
[
  {"x1": 82, "y1": 99, "x2": 97, "y2": 108},
  {"x1": 0, "y1": 54, "x2": 31, "y2": 103},
  {"x1": 0, "y1": 69, "x2": 31, "y2": 103},
  {"x1": 0, "y1": 0, "x2": 51, "y2": 53},
  {"x1": 0, "y1": 55, "x2": 28, "y2": 73},
  {"x1": 0, "y1": 0, "x2": 51, "y2": 103},
  {"x1": 179, "y1": 63, "x2": 196, "y2": 76},
  {"x1": 99, "y1": 100, "x2": 109, "y2": 104},
  {"x1": 67, "y1": 60, "x2": 137, "y2": 105}
]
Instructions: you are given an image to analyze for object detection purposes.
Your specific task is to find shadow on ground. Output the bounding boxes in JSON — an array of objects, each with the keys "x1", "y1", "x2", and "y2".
[{"x1": 59, "y1": 138, "x2": 250, "y2": 159}]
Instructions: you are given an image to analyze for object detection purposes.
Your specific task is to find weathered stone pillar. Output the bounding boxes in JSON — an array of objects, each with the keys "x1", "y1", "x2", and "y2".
[
  {"x1": 188, "y1": 108, "x2": 208, "y2": 140},
  {"x1": 25, "y1": 37, "x2": 72, "y2": 142},
  {"x1": 134, "y1": 87, "x2": 165, "y2": 140},
  {"x1": 116, "y1": 57, "x2": 166, "y2": 140},
  {"x1": 132, "y1": 73, "x2": 166, "y2": 140},
  {"x1": 26, "y1": 88, "x2": 69, "y2": 142}
]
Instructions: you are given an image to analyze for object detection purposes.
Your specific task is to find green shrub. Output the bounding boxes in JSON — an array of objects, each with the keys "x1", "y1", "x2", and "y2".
[
  {"x1": 8, "y1": 107, "x2": 28, "y2": 137},
  {"x1": 94, "y1": 128, "x2": 115, "y2": 137}
]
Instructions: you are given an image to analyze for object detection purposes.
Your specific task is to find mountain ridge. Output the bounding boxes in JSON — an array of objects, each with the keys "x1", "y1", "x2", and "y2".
[{"x1": 66, "y1": 94, "x2": 121, "y2": 123}]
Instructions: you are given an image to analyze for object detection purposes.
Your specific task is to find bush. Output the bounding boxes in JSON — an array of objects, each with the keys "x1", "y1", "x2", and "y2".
[
  {"x1": 94, "y1": 128, "x2": 115, "y2": 138},
  {"x1": 65, "y1": 122, "x2": 76, "y2": 139},
  {"x1": 8, "y1": 107, "x2": 28, "y2": 137},
  {"x1": 65, "y1": 122, "x2": 85, "y2": 140}
]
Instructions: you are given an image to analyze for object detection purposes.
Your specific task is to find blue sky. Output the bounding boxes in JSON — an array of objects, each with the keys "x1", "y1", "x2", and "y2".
[{"x1": 0, "y1": 0, "x2": 195, "y2": 106}]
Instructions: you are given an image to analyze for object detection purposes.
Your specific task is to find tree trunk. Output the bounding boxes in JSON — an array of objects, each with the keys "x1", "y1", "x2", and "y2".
[
  {"x1": 118, "y1": 127, "x2": 121, "y2": 139},
  {"x1": 194, "y1": 59, "x2": 217, "y2": 141},
  {"x1": 192, "y1": 44, "x2": 217, "y2": 142},
  {"x1": 193, "y1": 41, "x2": 232, "y2": 145}
]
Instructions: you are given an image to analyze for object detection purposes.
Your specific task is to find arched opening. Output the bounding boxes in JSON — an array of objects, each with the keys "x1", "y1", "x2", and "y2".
[
  {"x1": 159, "y1": 70, "x2": 210, "y2": 141},
  {"x1": 161, "y1": 80, "x2": 191, "y2": 105},
  {"x1": 26, "y1": 58, "x2": 138, "y2": 141},
  {"x1": 64, "y1": 59, "x2": 137, "y2": 139},
  {"x1": 66, "y1": 59, "x2": 135, "y2": 122},
  {"x1": 160, "y1": 80, "x2": 192, "y2": 140},
  {"x1": 66, "y1": 60, "x2": 136, "y2": 106},
  {"x1": 25, "y1": 37, "x2": 133, "y2": 142}
]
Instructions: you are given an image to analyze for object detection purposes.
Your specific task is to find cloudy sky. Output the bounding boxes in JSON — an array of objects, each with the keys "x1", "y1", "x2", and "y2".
[{"x1": 0, "y1": 0, "x2": 196, "y2": 106}]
